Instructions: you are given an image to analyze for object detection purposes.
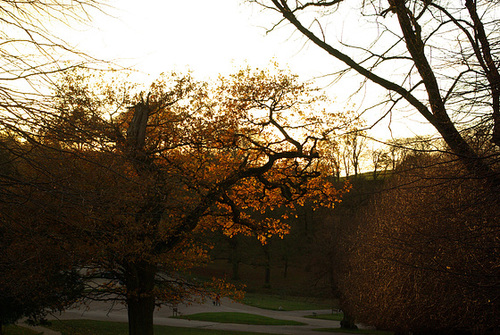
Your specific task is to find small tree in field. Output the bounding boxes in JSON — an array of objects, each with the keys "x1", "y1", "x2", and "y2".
[{"x1": 23, "y1": 66, "x2": 348, "y2": 335}]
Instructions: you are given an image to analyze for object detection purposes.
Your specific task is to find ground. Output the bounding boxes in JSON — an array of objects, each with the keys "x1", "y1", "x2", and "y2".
[{"x1": 27, "y1": 297, "x2": 341, "y2": 335}]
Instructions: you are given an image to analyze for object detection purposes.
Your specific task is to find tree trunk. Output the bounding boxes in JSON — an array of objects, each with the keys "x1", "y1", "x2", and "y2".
[
  {"x1": 282, "y1": 256, "x2": 288, "y2": 278},
  {"x1": 340, "y1": 311, "x2": 357, "y2": 330},
  {"x1": 231, "y1": 260, "x2": 240, "y2": 281},
  {"x1": 228, "y1": 237, "x2": 240, "y2": 280},
  {"x1": 389, "y1": 0, "x2": 500, "y2": 189},
  {"x1": 125, "y1": 261, "x2": 156, "y2": 335},
  {"x1": 339, "y1": 296, "x2": 357, "y2": 330},
  {"x1": 263, "y1": 244, "x2": 271, "y2": 288},
  {"x1": 271, "y1": 0, "x2": 499, "y2": 189}
]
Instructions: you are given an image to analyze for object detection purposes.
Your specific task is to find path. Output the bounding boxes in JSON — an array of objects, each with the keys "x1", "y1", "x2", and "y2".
[{"x1": 43, "y1": 297, "x2": 342, "y2": 334}]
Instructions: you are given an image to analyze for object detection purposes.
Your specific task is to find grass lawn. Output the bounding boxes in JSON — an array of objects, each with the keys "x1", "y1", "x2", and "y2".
[
  {"x1": 305, "y1": 313, "x2": 344, "y2": 321},
  {"x1": 242, "y1": 292, "x2": 333, "y2": 311},
  {"x1": 48, "y1": 319, "x2": 279, "y2": 335},
  {"x1": 4, "y1": 325, "x2": 42, "y2": 335},
  {"x1": 175, "y1": 312, "x2": 305, "y2": 325},
  {"x1": 314, "y1": 327, "x2": 393, "y2": 335}
]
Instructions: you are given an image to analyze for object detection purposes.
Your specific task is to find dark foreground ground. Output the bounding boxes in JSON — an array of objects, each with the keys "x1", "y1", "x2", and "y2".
[{"x1": 23, "y1": 297, "x2": 343, "y2": 335}]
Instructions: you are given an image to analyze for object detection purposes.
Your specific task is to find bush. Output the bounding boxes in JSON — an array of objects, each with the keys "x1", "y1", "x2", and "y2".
[{"x1": 341, "y1": 155, "x2": 500, "y2": 334}]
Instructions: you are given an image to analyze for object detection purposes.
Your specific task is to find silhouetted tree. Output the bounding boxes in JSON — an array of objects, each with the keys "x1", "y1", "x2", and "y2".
[{"x1": 250, "y1": 0, "x2": 500, "y2": 188}]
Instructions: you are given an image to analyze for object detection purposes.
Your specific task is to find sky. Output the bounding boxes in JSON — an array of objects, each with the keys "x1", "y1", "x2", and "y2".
[
  {"x1": 76, "y1": 1, "x2": 327, "y2": 78},
  {"x1": 66, "y1": 0, "x2": 434, "y2": 141}
]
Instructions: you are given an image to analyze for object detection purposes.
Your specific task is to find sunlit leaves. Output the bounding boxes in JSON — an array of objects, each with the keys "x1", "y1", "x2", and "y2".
[
  {"x1": 213, "y1": 64, "x2": 335, "y2": 155},
  {"x1": 44, "y1": 64, "x2": 348, "y2": 307}
]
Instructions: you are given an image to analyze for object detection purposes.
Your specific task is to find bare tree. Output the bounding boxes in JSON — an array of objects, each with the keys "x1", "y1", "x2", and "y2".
[
  {"x1": 0, "y1": 0, "x2": 109, "y2": 234},
  {"x1": 370, "y1": 148, "x2": 390, "y2": 180},
  {"x1": 343, "y1": 129, "x2": 367, "y2": 178},
  {"x1": 0, "y1": 0, "x2": 108, "y2": 329},
  {"x1": 248, "y1": 0, "x2": 500, "y2": 188},
  {"x1": 0, "y1": 0, "x2": 106, "y2": 141}
]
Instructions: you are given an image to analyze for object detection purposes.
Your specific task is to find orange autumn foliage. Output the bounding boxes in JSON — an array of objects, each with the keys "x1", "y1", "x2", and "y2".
[{"x1": 27, "y1": 65, "x2": 349, "y2": 334}]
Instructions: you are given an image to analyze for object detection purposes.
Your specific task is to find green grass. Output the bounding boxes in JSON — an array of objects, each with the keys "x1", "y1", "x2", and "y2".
[
  {"x1": 4, "y1": 325, "x2": 42, "y2": 335},
  {"x1": 175, "y1": 312, "x2": 305, "y2": 325},
  {"x1": 48, "y1": 319, "x2": 279, "y2": 335},
  {"x1": 305, "y1": 313, "x2": 344, "y2": 321},
  {"x1": 314, "y1": 328, "x2": 393, "y2": 335},
  {"x1": 49, "y1": 319, "x2": 127, "y2": 335},
  {"x1": 242, "y1": 293, "x2": 333, "y2": 311}
]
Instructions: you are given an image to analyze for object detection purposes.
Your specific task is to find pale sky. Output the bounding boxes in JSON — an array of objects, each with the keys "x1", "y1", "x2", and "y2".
[
  {"x1": 66, "y1": 0, "x2": 434, "y2": 141},
  {"x1": 77, "y1": 0, "x2": 328, "y2": 79}
]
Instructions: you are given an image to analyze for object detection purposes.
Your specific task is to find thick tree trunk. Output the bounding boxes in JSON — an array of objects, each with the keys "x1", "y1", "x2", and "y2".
[
  {"x1": 128, "y1": 296, "x2": 154, "y2": 335},
  {"x1": 338, "y1": 296, "x2": 357, "y2": 330},
  {"x1": 125, "y1": 261, "x2": 156, "y2": 335},
  {"x1": 340, "y1": 311, "x2": 357, "y2": 330},
  {"x1": 389, "y1": 0, "x2": 500, "y2": 189}
]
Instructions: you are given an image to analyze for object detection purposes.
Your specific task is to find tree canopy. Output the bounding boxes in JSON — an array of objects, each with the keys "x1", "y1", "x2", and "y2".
[
  {"x1": 3, "y1": 66, "x2": 348, "y2": 335},
  {"x1": 247, "y1": 2, "x2": 499, "y2": 332},
  {"x1": 249, "y1": 0, "x2": 500, "y2": 187},
  {"x1": 342, "y1": 152, "x2": 499, "y2": 333}
]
